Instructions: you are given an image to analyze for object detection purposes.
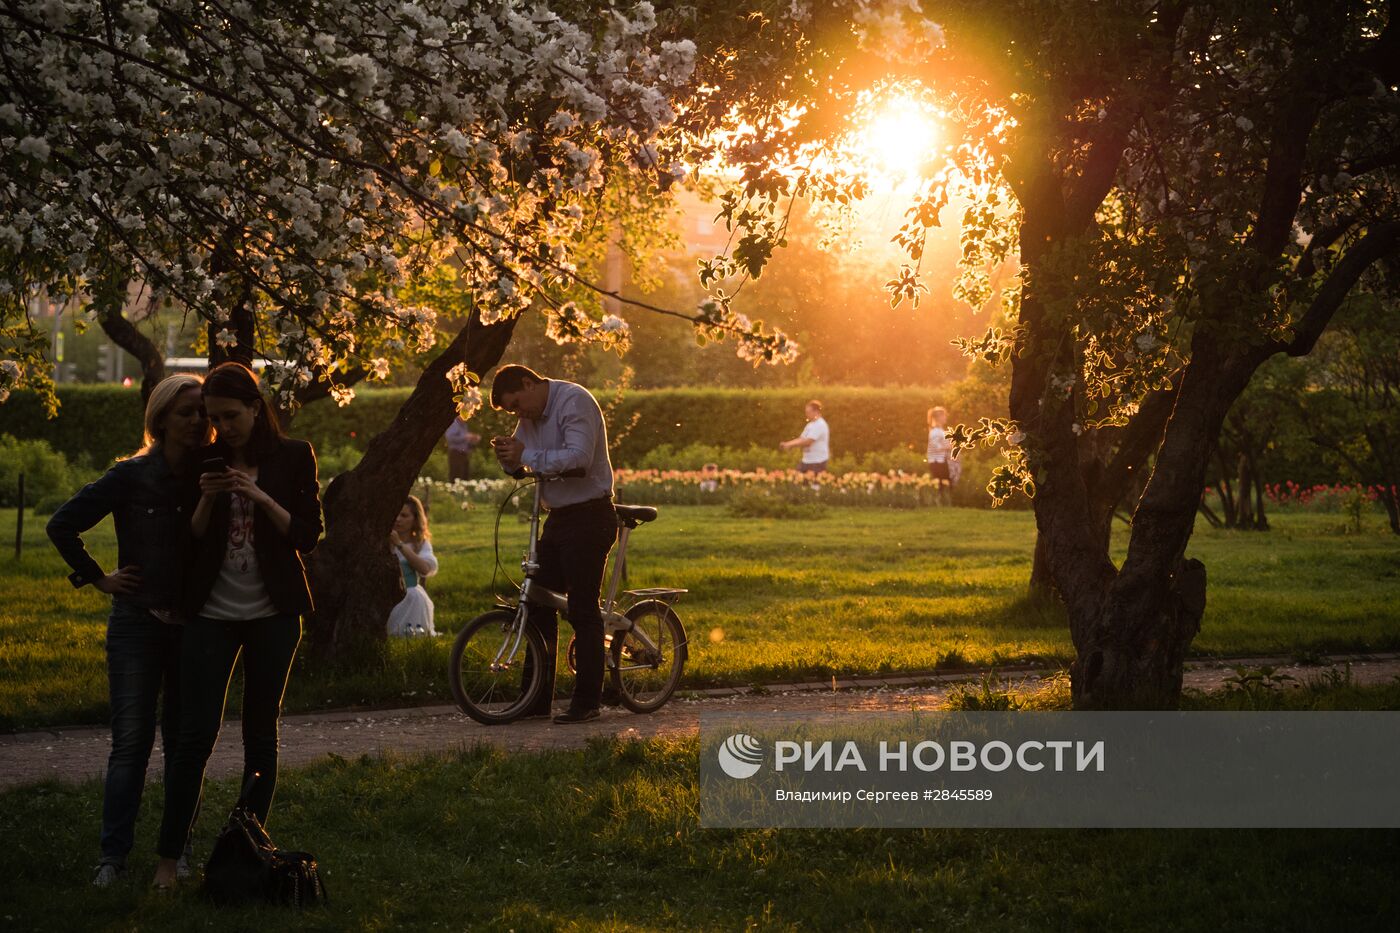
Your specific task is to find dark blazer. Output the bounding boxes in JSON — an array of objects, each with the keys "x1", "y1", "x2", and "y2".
[{"x1": 185, "y1": 437, "x2": 322, "y2": 618}]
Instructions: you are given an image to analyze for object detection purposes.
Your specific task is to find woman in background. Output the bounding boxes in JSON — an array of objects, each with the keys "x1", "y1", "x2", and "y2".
[
  {"x1": 153, "y1": 362, "x2": 321, "y2": 890},
  {"x1": 47, "y1": 374, "x2": 208, "y2": 886},
  {"x1": 926, "y1": 406, "x2": 953, "y2": 507},
  {"x1": 387, "y1": 495, "x2": 439, "y2": 636}
]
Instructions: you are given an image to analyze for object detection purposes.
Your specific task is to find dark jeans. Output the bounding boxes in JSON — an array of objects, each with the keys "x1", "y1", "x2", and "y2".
[
  {"x1": 157, "y1": 613, "x2": 301, "y2": 858},
  {"x1": 447, "y1": 449, "x2": 474, "y2": 482},
  {"x1": 525, "y1": 499, "x2": 617, "y2": 712},
  {"x1": 797, "y1": 461, "x2": 827, "y2": 474},
  {"x1": 99, "y1": 602, "x2": 184, "y2": 866}
]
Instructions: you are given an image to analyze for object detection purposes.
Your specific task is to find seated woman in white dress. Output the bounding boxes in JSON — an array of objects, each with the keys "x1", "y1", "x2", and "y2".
[{"x1": 387, "y1": 495, "x2": 439, "y2": 636}]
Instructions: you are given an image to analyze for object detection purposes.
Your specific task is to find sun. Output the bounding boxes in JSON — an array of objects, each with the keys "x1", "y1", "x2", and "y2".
[{"x1": 852, "y1": 92, "x2": 942, "y2": 188}]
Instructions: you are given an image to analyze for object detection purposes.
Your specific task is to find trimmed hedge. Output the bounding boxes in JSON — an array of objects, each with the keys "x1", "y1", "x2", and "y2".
[
  {"x1": 0, "y1": 381, "x2": 1000, "y2": 469},
  {"x1": 0, "y1": 385, "x2": 145, "y2": 467}
]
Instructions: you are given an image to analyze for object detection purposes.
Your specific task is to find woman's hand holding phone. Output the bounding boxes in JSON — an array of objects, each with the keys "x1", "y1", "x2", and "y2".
[{"x1": 198, "y1": 464, "x2": 235, "y2": 496}]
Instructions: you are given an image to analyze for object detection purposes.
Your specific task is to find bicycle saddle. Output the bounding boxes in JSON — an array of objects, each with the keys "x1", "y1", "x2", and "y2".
[{"x1": 615, "y1": 504, "x2": 658, "y2": 527}]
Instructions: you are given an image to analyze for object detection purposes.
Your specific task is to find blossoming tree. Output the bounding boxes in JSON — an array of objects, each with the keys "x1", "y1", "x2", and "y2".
[{"x1": 0, "y1": 0, "x2": 802, "y2": 655}]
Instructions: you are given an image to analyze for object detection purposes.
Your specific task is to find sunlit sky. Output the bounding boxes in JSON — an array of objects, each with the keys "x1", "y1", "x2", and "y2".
[
  {"x1": 850, "y1": 91, "x2": 943, "y2": 192},
  {"x1": 679, "y1": 83, "x2": 973, "y2": 294}
]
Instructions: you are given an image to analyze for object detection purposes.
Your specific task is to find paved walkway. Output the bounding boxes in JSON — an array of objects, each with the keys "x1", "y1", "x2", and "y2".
[{"x1": 3, "y1": 653, "x2": 1397, "y2": 790}]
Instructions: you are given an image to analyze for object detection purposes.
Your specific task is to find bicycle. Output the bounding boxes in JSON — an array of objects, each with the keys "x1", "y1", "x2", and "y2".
[{"x1": 448, "y1": 468, "x2": 688, "y2": 725}]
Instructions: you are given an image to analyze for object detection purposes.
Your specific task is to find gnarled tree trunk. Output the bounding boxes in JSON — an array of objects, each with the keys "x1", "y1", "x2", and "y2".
[
  {"x1": 304, "y1": 309, "x2": 519, "y2": 663},
  {"x1": 1068, "y1": 339, "x2": 1256, "y2": 708}
]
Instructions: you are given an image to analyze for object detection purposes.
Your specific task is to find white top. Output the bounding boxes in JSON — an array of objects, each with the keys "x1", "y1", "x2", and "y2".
[
  {"x1": 512, "y1": 380, "x2": 614, "y2": 509},
  {"x1": 394, "y1": 539, "x2": 439, "y2": 588},
  {"x1": 800, "y1": 417, "x2": 830, "y2": 463},
  {"x1": 201, "y1": 493, "x2": 279, "y2": 620},
  {"x1": 927, "y1": 426, "x2": 950, "y2": 463}
]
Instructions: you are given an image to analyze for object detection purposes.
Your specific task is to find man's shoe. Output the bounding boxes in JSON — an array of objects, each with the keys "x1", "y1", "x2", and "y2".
[
  {"x1": 92, "y1": 862, "x2": 126, "y2": 887},
  {"x1": 552, "y1": 707, "x2": 600, "y2": 724},
  {"x1": 175, "y1": 848, "x2": 193, "y2": 880}
]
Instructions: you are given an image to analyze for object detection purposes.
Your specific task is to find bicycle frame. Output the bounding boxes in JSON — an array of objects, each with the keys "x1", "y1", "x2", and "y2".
[{"x1": 508, "y1": 476, "x2": 668, "y2": 661}]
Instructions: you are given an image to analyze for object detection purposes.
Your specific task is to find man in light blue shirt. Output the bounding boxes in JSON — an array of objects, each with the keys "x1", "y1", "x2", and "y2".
[{"x1": 491, "y1": 364, "x2": 617, "y2": 723}]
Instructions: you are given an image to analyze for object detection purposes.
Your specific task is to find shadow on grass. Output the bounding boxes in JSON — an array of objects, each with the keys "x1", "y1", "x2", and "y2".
[{"x1": 3, "y1": 684, "x2": 1399, "y2": 931}]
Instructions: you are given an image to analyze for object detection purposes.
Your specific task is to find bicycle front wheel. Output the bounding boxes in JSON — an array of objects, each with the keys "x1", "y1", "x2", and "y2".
[
  {"x1": 611, "y1": 600, "x2": 687, "y2": 713},
  {"x1": 449, "y1": 609, "x2": 546, "y2": 725}
]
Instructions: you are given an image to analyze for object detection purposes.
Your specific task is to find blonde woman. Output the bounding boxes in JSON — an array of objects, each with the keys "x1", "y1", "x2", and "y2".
[
  {"x1": 47, "y1": 374, "x2": 209, "y2": 886},
  {"x1": 387, "y1": 495, "x2": 439, "y2": 636}
]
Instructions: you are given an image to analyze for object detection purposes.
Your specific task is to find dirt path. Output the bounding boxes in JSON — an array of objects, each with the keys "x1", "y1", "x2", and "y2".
[{"x1": 3, "y1": 653, "x2": 1397, "y2": 791}]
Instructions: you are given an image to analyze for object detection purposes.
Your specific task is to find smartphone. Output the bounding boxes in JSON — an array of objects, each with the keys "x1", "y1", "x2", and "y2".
[{"x1": 201, "y1": 456, "x2": 228, "y2": 474}]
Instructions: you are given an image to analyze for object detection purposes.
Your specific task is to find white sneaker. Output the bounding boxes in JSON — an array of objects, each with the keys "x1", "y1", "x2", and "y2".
[
  {"x1": 92, "y1": 862, "x2": 126, "y2": 887},
  {"x1": 175, "y1": 850, "x2": 193, "y2": 880}
]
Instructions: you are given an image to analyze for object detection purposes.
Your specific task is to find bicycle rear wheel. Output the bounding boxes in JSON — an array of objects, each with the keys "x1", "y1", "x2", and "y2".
[
  {"x1": 610, "y1": 600, "x2": 687, "y2": 713},
  {"x1": 449, "y1": 608, "x2": 546, "y2": 724}
]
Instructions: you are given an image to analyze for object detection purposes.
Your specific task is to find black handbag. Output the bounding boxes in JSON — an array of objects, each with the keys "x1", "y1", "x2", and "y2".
[{"x1": 202, "y1": 774, "x2": 327, "y2": 908}]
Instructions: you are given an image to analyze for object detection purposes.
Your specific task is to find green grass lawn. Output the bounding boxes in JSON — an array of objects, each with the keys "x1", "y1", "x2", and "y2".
[
  {"x1": 4, "y1": 504, "x2": 1399, "y2": 730},
  {"x1": 4, "y1": 683, "x2": 1400, "y2": 932}
]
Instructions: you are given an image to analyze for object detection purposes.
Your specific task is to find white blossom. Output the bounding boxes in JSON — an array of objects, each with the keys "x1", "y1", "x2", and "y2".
[
  {"x1": 16, "y1": 136, "x2": 51, "y2": 161},
  {"x1": 0, "y1": 0, "x2": 793, "y2": 411}
]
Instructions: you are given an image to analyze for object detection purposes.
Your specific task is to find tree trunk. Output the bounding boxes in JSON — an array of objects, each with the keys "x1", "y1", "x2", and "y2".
[
  {"x1": 1197, "y1": 495, "x2": 1223, "y2": 528},
  {"x1": 1250, "y1": 451, "x2": 1269, "y2": 531},
  {"x1": 1029, "y1": 483, "x2": 1117, "y2": 601},
  {"x1": 1069, "y1": 340, "x2": 1257, "y2": 709},
  {"x1": 1027, "y1": 380, "x2": 1178, "y2": 597},
  {"x1": 98, "y1": 310, "x2": 165, "y2": 402},
  {"x1": 1236, "y1": 452, "x2": 1255, "y2": 527},
  {"x1": 1384, "y1": 491, "x2": 1400, "y2": 536},
  {"x1": 303, "y1": 309, "x2": 519, "y2": 663},
  {"x1": 1215, "y1": 449, "x2": 1238, "y2": 527},
  {"x1": 1028, "y1": 533, "x2": 1057, "y2": 601}
]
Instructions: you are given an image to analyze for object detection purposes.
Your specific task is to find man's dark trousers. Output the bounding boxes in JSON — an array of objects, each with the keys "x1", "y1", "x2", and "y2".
[{"x1": 525, "y1": 498, "x2": 617, "y2": 712}]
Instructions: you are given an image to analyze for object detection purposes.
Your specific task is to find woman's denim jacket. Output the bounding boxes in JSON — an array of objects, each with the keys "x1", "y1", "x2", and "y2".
[{"x1": 47, "y1": 452, "x2": 197, "y2": 613}]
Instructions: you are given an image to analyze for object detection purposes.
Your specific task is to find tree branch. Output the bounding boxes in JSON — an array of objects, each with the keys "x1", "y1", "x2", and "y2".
[
  {"x1": 1096, "y1": 371, "x2": 1185, "y2": 511},
  {"x1": 1295, "y1": 214, "x2": 1358, "y2": 280},
  {"x1": 1247, "y1": 93, "x2": 1324, "y2": 258},
  {"x1": 1063, "y1": 1, "x2": 1188, "y2": 230},
  {"x1": 98, "y1": 308, "x2": 166, "y2": 401},
  {"x1": 1278, "y1": 222, "x2": 1400, "y2": 357}
]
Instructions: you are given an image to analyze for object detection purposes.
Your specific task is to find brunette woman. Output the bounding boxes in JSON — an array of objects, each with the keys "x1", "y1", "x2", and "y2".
[
  {"x1": 386, "y1": 495, "x2": 439, "y2": 636},
  {"x1": 153, "y1": 362, "x2": 321, "y2": 889},
  {"x1": 47, "y1": 374, "x2": 209, "y2": 886}
]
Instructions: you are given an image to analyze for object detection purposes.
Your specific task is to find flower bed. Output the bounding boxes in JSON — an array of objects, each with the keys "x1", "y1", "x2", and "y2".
[
  {"x1": 415, "y1": 468, "x2": 957, "y2": 511},
  {"x1": 1260, "y1": 483, "x2": 1396, "y2": 512},
  {"x1": 613, "y1": 467, "x2": 949, "y2": 509}
]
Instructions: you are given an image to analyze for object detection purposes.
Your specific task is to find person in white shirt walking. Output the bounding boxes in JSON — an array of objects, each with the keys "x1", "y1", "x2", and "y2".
[
  {"x1": 780, "y1": 399, "x2": 830, "y2": 474},
  {"x1": 926, "y1": 406, "x2": 954, "y2": 506},
  {"x1": 489, "y1": 364, "x2": 617, "y2": 724}
]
